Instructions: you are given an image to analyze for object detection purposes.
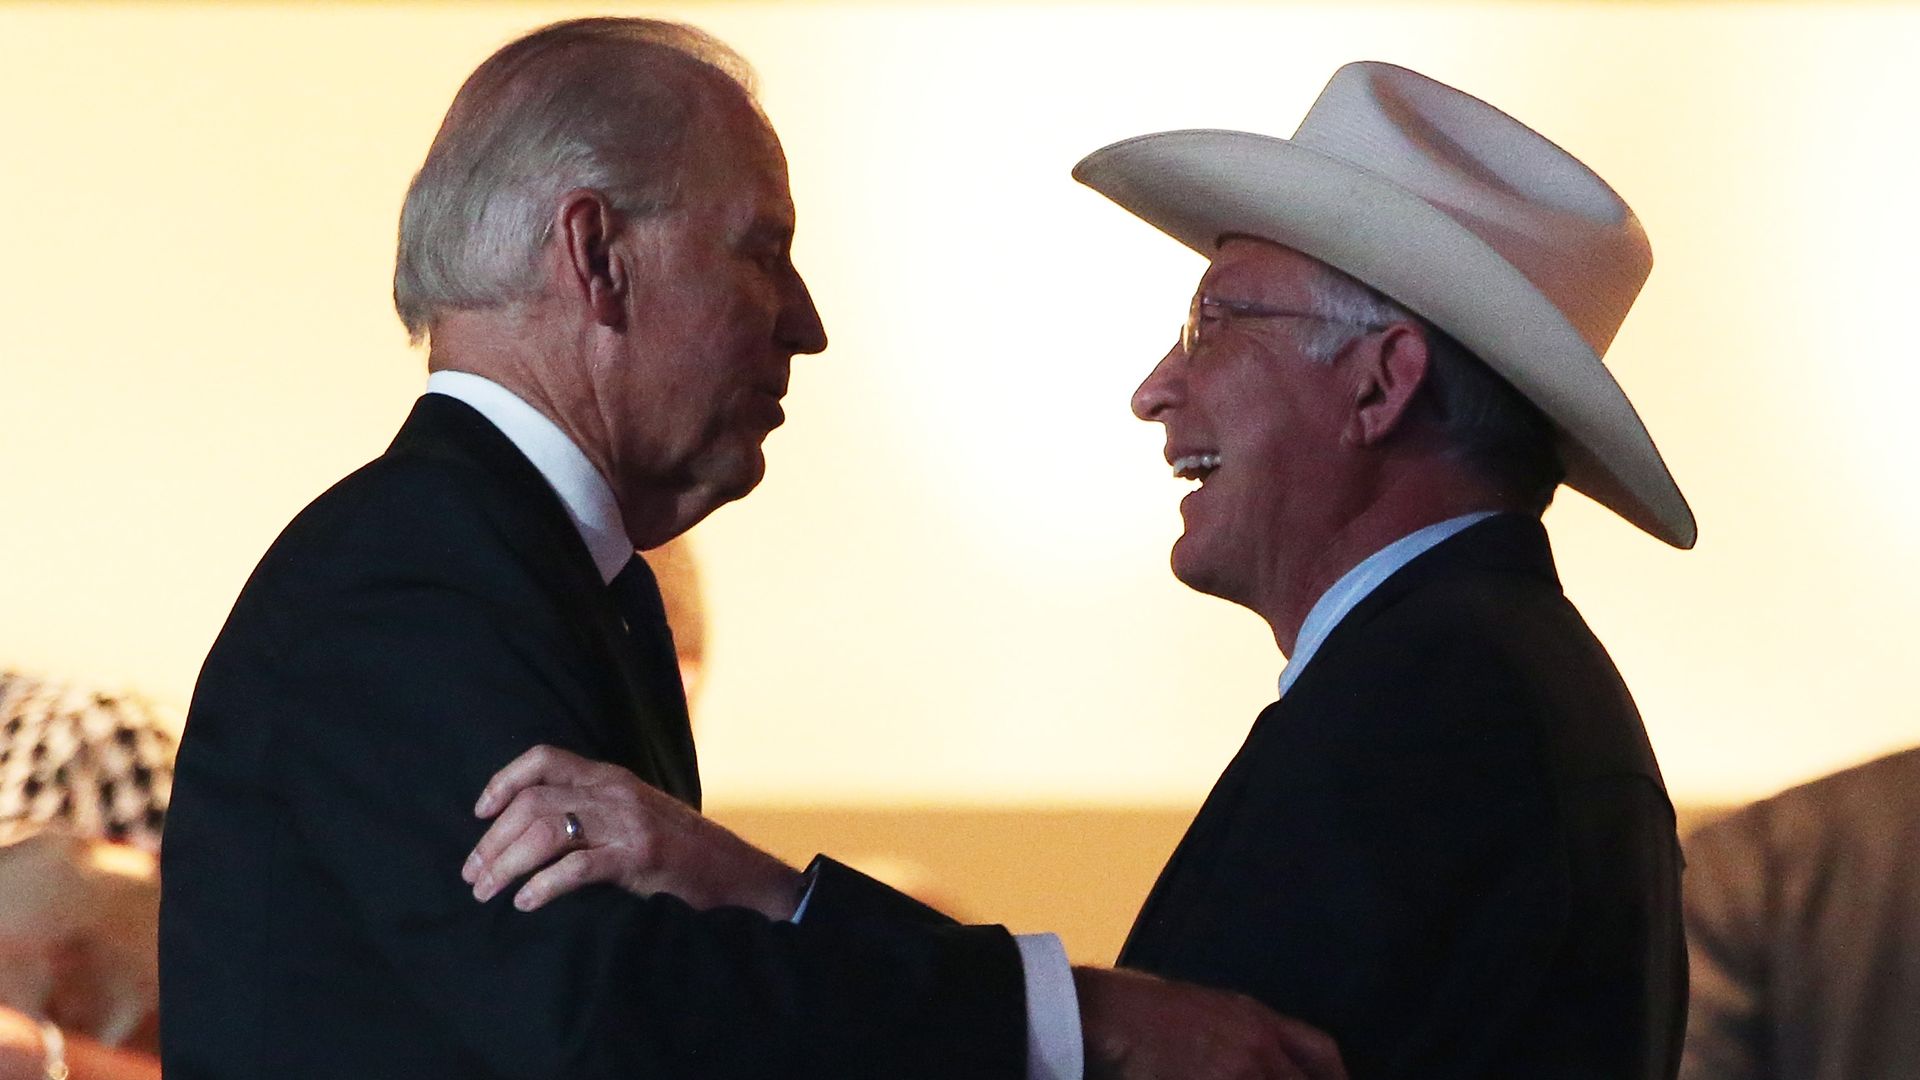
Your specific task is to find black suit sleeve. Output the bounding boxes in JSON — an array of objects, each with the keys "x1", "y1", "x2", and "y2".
[
  {"x1": 238, "y1": 466, "x2": 1024, "y2": 1079},
  {"x1": 799, "y1": 856, "x2": 960, "y2": 928}
]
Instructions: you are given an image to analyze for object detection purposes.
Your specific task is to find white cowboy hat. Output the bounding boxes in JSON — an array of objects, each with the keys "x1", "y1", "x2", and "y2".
[{"x1": 1073, "y1": 61, "x2": 1696, "y2": 549}]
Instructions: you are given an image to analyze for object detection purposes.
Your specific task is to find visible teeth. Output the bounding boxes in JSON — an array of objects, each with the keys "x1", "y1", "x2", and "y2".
[{"x1": 1171, "y1": 453, "x2": 1221, "y2": 480}]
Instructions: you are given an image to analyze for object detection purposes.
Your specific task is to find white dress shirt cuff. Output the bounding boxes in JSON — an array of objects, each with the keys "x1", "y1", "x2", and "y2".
[
  {"x1": 1016, "y1": 932, "x2": 1084, "y2": 1080},
  {"x1": 790, "y1": 871, "x2": 818, "y2": 922}
]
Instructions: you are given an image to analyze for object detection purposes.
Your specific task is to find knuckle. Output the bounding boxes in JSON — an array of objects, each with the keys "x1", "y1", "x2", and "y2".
[
  {"x1": 489, "y1": 804, "x2": 523, "y2": 839},
  {"x1": 551, "y1": 850, "x2": 587, "y2": 884},
  {"x1": 575, "y1": 849, "x2": 612, "y2": 882},
  {"x1": 501, "y1": 795, "x2": 538, "y2": 830},
  {"x1": 632, "y1": 830, "x2": 663, "y2": 866}
]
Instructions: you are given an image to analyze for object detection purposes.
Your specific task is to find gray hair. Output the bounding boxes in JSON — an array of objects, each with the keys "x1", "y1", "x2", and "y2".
[
  {"x1": 393, "y1": 18, "x2": 759, "y2": 344},
  {"x1": 1300, "y1": 264, "x2": 1566, "y2": 512}
]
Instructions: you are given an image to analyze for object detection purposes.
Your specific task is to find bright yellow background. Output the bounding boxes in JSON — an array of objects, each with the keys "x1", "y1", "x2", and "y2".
[{"x1": 2, "y1": 2, "x2": 1915, "y2": 808}]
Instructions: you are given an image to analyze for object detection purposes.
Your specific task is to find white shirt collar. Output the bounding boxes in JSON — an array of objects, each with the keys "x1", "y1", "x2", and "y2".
[
  {"x1": 1277, "y1": 511, "x2": 1500, "y2": 698},
  {"x1": 425, "y1": 370, "x2": 633, "y2": 585}
]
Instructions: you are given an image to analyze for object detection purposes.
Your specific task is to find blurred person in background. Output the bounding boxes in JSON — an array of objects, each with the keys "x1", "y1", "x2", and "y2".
[
  {"x1": 1681, "y1": 745, "x2": 1920, "y2": 1080},
  {"x1": 0, "y1": 671, "x2": 172, "y2": 1080},
  {"x1": 161, "y1": 16, "x2": 1343, "y2": 1080},
  {"x1": 643, "y1": 536, "x2": 707, "y2": 703},
  {"x1": 466, "y1": 60, "x2": 1697, "y2": 1078}
]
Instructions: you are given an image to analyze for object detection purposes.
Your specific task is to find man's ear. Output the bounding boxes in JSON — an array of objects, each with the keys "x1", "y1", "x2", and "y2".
[
  {"x1": 1346, "y1": 325, "x2": 1431, "y2": 447},
  {"x1": 556, "y1": 190, "x2": 629, "y2": 330}
]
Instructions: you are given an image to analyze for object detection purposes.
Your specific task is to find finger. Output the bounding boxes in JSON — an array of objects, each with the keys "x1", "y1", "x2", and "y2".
[
  {"x1": 1221, "y1": 997, "x2": 1305, "y2": 1080},
  {"x1": 474, "y1": 744, "x2": 603, "y2": 818},
  {"x1": 1257, "y1": 1044, "x2": 1307, "y2": 1080},
  {"x1": 1231, "y1": 1026, "x2": 1303, "y2": 1080},
  {"x1": 476, "y1": 811, "x2": 583, "y2": 904},
  {"x1": 513, "y1": 848, "x2": 618, "y2": 911},
  {"x1": 464, "y1": 786, "x2": 558, "y2": 891},
  {"x1": 1268, "y1": 1017, "x2": 1344, "y2": 1080},
  {"x1": 1233, "y1": 1042, "x2": 1303, "y2": 1080}
]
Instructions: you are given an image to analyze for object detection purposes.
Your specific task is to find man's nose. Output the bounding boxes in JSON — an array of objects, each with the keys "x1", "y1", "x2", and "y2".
[
  {"x1": 1131, "y1": 342, "x2": 1185, "y2": 421},
  {"x1": 780, "y1": 267, "x2": 829, "y2": 355}
]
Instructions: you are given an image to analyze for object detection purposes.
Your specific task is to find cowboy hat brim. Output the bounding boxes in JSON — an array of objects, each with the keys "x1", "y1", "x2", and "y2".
[{"x1": 1074, "y1": 128, "x2": 1696, "y2": 549}]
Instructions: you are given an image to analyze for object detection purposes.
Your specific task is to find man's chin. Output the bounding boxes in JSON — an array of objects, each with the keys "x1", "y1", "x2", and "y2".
[
  {"x1": 618, "y1": 455, "x2": 767, "y2": 548},
  {"x1": 1169, "y1": 535, "x2": 1240, "y2": 604},
  {"x1": 722, "y1": 449, "x2": 768, "y2": 499},
  {"x1": 1168, "y1": 536, "x2": 1211, "y2": 593},
  {"x1": 694, "y1": 451, "x2": 768, "y2": 511}
]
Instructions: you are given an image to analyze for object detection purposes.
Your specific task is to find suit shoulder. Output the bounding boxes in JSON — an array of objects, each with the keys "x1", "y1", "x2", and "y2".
[
  {"x1": 1322, "y1": 568, "x2": 1572, "y2": 699},
  {"x1": 291, "y1": 445, "x2": 514, "y2": 541},
  {"x1": 238, "y1": 442, "x2": 585, "y2": 621},
  {"x1": 1310, "y1": 563, "x2": 1660, "y2": 776},
  {"x1": 1358, "y1": 565, "x2": 1620, "y2": 698},
  {"x1": 1373, "y1": 562, "x2": 1583, "y2": 646},
  {"x1": 314, "y1": 440, "x2": 546, "y2": 553}
]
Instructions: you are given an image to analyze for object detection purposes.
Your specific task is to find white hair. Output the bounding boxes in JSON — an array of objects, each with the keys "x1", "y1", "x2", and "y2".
[
  {"x1": 1297, "y1": 265, "x2": 1414, "y2": 365},
  {"x1": 392, "y1": 18, "x2": 759, "y2": 344}
]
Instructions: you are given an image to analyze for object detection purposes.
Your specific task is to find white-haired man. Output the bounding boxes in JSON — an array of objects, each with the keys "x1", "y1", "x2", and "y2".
[
  {"x1": 464, "y1": 61, "x2": 1695, "y2": 1078},
  {"x1": 159, "y1": 17, "x2": 1342, "y2": 1080},
  {"x1": 1071, "y1": 63, "x2": 1693, "y2": 1077}
]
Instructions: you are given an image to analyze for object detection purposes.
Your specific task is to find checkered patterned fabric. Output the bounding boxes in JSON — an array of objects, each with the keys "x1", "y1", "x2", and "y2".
[{"x1": 0, "y1": 672, "x2": 174, "y2": 852}]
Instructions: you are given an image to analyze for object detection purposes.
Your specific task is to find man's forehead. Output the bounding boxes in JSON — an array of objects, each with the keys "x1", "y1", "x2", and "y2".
[
  {"x1": 677, "y1": 90, "x2": 793, "y2": 214},
  {"x1": 1201, "y1": 237, "x2": 1324, "y2": 296}
]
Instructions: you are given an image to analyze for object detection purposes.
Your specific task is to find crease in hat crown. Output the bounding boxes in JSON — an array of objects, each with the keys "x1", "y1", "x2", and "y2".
[{"x1": 1073, "y1": 60, "x2": 1696, "y2": 549}]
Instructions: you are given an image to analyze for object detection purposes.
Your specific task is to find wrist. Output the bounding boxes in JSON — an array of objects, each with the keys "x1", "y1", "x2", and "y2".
[{"x1": 754, "y1": 861, "x2": 805, "y2": 921}]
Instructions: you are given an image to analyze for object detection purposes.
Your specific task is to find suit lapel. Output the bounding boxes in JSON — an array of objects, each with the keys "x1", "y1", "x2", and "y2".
[
  {"x1": 1120, "y1": 697, "x2": 1295, "y2": 966},
  {"x1": 609, "y1": 558, "x2": 701, "y2": 808},
  {"x1": 1119, "y1": 515, "x2": 1560, "y2": 968}
]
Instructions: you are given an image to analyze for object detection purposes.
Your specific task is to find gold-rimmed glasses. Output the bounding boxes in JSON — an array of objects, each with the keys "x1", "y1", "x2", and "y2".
[{"x1": 1182, "y1": 294, "x2": 1391, "y2": 356}]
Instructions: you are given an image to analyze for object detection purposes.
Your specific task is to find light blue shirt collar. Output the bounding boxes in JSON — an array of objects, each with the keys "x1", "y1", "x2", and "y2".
[
  {"x1": 425, "y1": 370, "x2": 633, "y2": 585},
  {"x1": 1277, "y1": 511, "x2": 1500, "y2": 698}
]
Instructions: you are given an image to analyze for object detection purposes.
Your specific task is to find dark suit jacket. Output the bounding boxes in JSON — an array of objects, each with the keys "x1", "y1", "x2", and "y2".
[
  {"x1": 1120, "y1": 515, "x2": 1686, "y2": 1079},
  {"x1": 159, "y1": 395, "x2": 1023, "y2": 1079}
]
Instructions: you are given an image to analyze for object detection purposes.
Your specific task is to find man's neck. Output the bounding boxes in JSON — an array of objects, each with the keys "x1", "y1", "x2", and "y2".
[
  {"x1": 1264, "y1": 470, "x2": 1524, "y2": 655},
  {"x1": 425, "y1": 318, "x2": 707, "y2": 553},
  {"x1": 428, "y1": 312, "x2": 610, "y2": 483},
  {"x1": 426, "y1": 371, "x2": 635, "y2": 583}
]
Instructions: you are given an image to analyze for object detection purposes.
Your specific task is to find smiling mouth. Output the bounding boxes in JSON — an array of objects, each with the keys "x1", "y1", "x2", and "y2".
[{"x1": 1171, "y1": 453, "x2": 1221, "y2": 483}]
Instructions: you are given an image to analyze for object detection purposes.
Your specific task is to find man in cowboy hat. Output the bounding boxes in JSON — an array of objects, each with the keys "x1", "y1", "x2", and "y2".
[
  {"x1": 459, "y1": 60, "x2": 1690, "y2": 1078},
  {"x1": 1071, "y1": 61, "x2": 1693, "y2": 1077}
]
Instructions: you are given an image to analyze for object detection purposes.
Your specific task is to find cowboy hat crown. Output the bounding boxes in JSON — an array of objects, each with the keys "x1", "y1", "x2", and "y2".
[{"x1": 1074, "y1": 61, "x2": 1695, "y2": 548}]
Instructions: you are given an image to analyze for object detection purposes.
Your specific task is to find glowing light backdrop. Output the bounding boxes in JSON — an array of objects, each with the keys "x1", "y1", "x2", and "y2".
[{"x1": 1, "y1": 3, "x2": 1915, "y2": 806}]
